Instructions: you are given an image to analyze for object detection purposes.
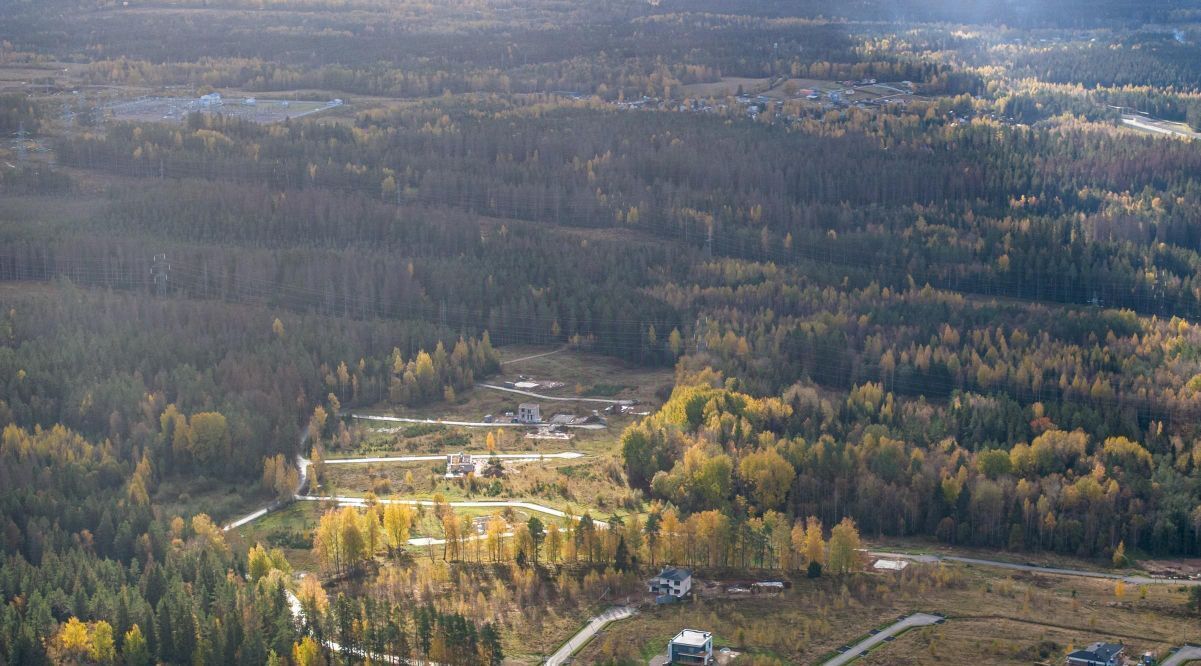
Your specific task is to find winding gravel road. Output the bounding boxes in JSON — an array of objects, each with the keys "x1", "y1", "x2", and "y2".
[
  {"x1": 1161, "y1": 645, "x2": 1201, "y2": 666},
  {"x1": 293, "y1": 495, "x2": 609, "y2": 527},
  {"x1": 545, "y1": 606, "x2": 636, "y2": 666},
  {"x1": 821, "y1": 613, "x2": 942, "y2": 666},
  {"x1": 475, "y1": 383, "x2": 633, "y2": 406},
  {"x1": 324, "y1": 452, "x2": 584, "y2": 464},
  {"x1": 869, "y1": 551, "x2": 1201, "y2": 586}
]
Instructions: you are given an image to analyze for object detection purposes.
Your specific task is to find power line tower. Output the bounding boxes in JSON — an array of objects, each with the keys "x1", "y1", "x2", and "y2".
[
  {"x1": 151, "y1": 254, "x2": 170, "y2": 296},
  {"x1": 704, "y1": 224, "x2": 714, "y2": 258},
  {"x1": 693, "y1": 316, "x2": 708, "y2": 353}
]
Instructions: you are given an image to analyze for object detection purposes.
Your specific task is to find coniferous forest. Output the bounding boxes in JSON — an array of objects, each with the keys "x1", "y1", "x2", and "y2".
[{"x1": 2, "y1": 0, "x2": 1201, "y2": 664}]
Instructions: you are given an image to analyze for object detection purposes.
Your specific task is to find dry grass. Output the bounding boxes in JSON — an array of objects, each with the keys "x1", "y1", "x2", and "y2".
[{"x1": 575, "y1": 563, "x2": 1200, "y2": 665}]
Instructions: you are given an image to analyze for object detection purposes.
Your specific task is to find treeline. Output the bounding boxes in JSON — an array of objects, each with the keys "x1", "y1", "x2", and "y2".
[
  {"x1": 0, "y1": 423, "x2": 300, "y2": 665},
  {"x1": 0, "y1": 93, "x2": 43, "y2": 134},
  {"x1": 1012, "y1": 38, "x2": 1201, "y2": 92},
  {"x1": 305, "y1": 496, "x2": 868, "y2": 576},
  {"x1": 0, "y1": 285, "x2": 498, "y2": 480},
  {"x1": 622, "y1": 378, "x2": 1201, "y2": 558},
  {"x1": 658, "y1": 265, "x2": 1201, "y2": 443},
  {"x1": 49, "y1": 100, "x2": 1201, "y2": 322},
  {"x1": 299, "y1": 594, "x2": 503, "y2": 666}
]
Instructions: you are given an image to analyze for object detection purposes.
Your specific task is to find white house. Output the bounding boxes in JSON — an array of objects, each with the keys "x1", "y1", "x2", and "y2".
[
  {"x1": 517, "y1": 403, "x2": 541, "y2": 423},
  {"x1": 648, "y1": 567, "x2": 692, "y2": 598},
  {"x1": 199, "y1": 92, "x2": 222, "y2": 107}
]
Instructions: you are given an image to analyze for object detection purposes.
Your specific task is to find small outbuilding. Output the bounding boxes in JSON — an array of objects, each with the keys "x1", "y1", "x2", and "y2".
[{"x1": 872, "y1": 558, "x2": 909, "y2": 572}]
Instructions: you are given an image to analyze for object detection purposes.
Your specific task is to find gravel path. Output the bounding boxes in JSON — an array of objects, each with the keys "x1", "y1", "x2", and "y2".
[{"x1": 821, "y1": 613, "x2": 942, "y2": 666}]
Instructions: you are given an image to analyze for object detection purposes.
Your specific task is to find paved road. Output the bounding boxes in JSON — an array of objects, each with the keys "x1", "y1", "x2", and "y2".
[
  {"x1": 354, "y1": 413, "x2": 607, "y2": 430},
  {"x1": 222, "y1": 453, "x2": 310, "y2": 532},
  {"x1": 821, "y1": 613, "x2": 942, "y2": 666},
  {"x1": 869, "y1": 551, "x2": 1201, "y2": 586},
  {"x1": 476, "y1": 383, "x2": 633, "y2": 406},
  {"x1": 1121, "y1": 115, "x2": 1198, "y2": 139},
  {"x1": 545, "y1": 606, "x2": 636, "y2": 666},
  {"x1": 294, "y1": 496, "x2": 609, "y2": 527},
  {"x1": 353, "y1": 413, "x2": 529, "y2": 428},
  {"x1": 1162, "y1": 646, "x2": 1201, "y2": 666},
  {"x1": 324, "y1": 452, "x2": 584, "y2": 464}
]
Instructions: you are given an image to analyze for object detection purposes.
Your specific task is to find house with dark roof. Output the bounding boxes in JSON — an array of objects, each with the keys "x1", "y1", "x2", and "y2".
[
  {"x1": 1066, "y1": 642, "x2": 1125, "y2": 666},
  {"x1": 648, "y1": 567, "x2": 692, "y2": 598}
]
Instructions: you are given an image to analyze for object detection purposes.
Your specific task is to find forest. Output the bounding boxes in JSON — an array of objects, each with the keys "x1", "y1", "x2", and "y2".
[{"x1": 2, "y1": 0, "x2": 1201, "y2": 663}]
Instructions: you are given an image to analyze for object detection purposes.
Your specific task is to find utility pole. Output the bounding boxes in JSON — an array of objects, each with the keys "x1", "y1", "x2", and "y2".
[
  {"x1": 15, "y1": 123, "x2": 28, "y2": 162},
  {"x1": 151, "y1": 253, "x2": 170, "y2": 296}
]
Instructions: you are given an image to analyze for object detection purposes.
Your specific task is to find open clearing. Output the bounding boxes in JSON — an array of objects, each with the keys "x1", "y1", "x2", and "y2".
[
  {"x1": 105, "y1": 95, "x2": 342, "y2": 124},
  {"x1": 679, "y1": 77, "x2": 773, "y2": 97},
  {"x1": 1121, "y1": 114, "x2": 1199, "y2": 139},
  {"x1": 573, "y1": 562, "x2": 1200, "y2": 665}
]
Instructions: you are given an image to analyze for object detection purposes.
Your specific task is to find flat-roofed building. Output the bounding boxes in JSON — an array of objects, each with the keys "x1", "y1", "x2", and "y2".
[{"x1": 668, "y1": 629, "x2": 712, "y2": 665}]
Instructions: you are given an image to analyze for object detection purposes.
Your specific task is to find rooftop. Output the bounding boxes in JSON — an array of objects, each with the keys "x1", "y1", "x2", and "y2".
[
  {"x1": 671, "y1": 629, "x2": 711, "y2": 648},
  {"x1": 1068, "y1": 642, "x2": 1124, "y2": 661},
  {"x1": 872, "y1": 558, "x2": 909, "y2": 571},
  {"x1": 656, "y1": 567, "x2": 691, "y2": 582}
]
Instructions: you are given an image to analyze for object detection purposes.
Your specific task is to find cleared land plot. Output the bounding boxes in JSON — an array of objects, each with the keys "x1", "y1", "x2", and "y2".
[
  {"x1": 1121, "y1": 114, "x2": 1199, "y2": 139},
  {"x1": 227, "y1": 496, "x2": 547, "y2": 568},
  {"x1": 573, "y1": 562, "x2": 1200, "y2": 664},
  {"x1": 350, "y1": 346, "x2": 672, "y2": 452},
  {"x1": 319, "y1": 448, "x2": 637, "y2": 517},
  {"x1": 105, "y1": 96, "x2": 340, "y2": 124},
  {"x1": 679, "y1": 77, "x2": 772, "y2": 97}
]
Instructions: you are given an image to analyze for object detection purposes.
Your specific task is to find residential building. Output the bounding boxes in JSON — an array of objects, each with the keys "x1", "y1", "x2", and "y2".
[
  {"x1": 667, "y1": 629, "x2": 713, "y2": 665},
  {"x1": 445, "y1": 452, "x2": 476, "y2": 477},
  {"x1": 648, "y1": 567, "x2": 692, "y2": 598},
  {"x1": 517, "y1": 403, "x2": 541, "y2": 423},
  {"x1": 1066, "y1": 642, "x2": 1125, "y2": 666}
]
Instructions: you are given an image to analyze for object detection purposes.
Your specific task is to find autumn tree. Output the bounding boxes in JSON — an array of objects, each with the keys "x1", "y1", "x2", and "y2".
[
  {"x1": 738, "y1": 447, "x2": 795, "y2": 511},
  {"x1": 122, "y1": 625, "x2": 150, "y2": 666},
  {"x1": 828, "y1": 518, "x2": 863, "y2": 575}
]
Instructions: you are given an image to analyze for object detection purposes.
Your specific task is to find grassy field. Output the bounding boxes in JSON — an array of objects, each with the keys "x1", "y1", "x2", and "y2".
[
  {"x1": 573, "y1": 563, "x2": 1200, "y2": 665},
  {"x1": 679, "y1": 77, "x2": 773, "y2": 97},
  {"x1": 326, "y1": 346, "x2": 671, "y2": 514},
  {"x1": 350, "y1": 346, "x2": 670, "y2": 428}
]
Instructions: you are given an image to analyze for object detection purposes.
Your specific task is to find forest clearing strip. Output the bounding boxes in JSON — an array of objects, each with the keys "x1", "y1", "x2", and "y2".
[
  {"x1": 352, "y1": 414, "x2": 529, "y2": 428},
  {"x1": 475, "y1": 383, "x2": 633, "y2": 406},
  {"x1": 502, "y1": 346, "x2": 567, "y2": 365},
  {"x1": 353, "y1": 413, "x2": 608, "y2": 430},
  {"x1": 868, "y1": 551, "x2": 1201, "y2": 586},
  {"x1": 820, "y1": 613, "x2": 942, "y2": 666},
  {"x1": 293, "y1": 495, "x2": 610, "y2": 527},
  {"x1": 324, "y1": 452, "x2": 585, "y2": 464}
]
